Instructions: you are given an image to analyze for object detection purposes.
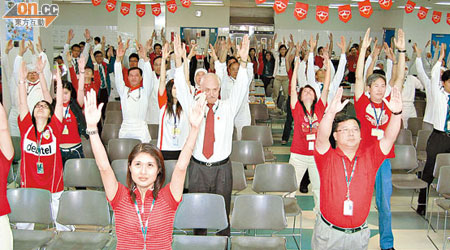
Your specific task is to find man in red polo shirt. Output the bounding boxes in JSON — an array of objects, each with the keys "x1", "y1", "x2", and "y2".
[{"x1": 312, "y1": 86, "x2": 402, "y2": 250}]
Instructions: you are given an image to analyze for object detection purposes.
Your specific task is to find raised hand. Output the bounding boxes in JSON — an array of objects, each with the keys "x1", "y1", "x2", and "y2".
[
  {"x1": 309, "y1": 34, "x2": 317, "y2": 52},
  {"x1": 162, "y1": 42, "x2": 170, "y2": 60},
  {"x1": 413, "y1": 43, "x2": 422, "y2": 58},
  {"x1": 326, "y1": 87, "x2": 349, "y2": 115},
  {"x1": 383, "y1": 86, "x2": 402, "y2": 113},
  {"x1": 173, "y1": 34, "x2": 185, "y2": 59},
  {"x1": 84, "y1": 89, "x2": 104, "y2": 128},
  {"x1": 116, "y1": 42, "x2": 125, "y2": 61},
  {"x1": 425, "y1": 40, "x2": 430, "y2": 48},
  {"x1": 35, "y1": 56, "x2": 45, "y2": 73},
  {"x1": 84, "y1": 29, "x2": 91, "y2": 41},
  {"x1": 36, "y1": 36, "x2": 43, "y2": 53},
  {"x1": 208, "y1": 44, "x2": 218, "y2": 62},
  {"x1": 188, "y1": 44, "x2": 197, "y2": 60},
  {"x1": 27, "y1": 41, "x2": 35, "y2": 55},
  {"x1": 78, "y1": 54, "x2": 86, "y2": 72},
  {"x1": 67, "y1": 29, "x2": 74, "y2": 43},
  {"x1": 361, "y1": 28, "x2": 372, "y2": 50},
  {"x1": 5, "y1": 40, "x2": 13, "y2": 54},
  {"x1": 394, "y1": 29, "x2": 405, "y2": 51},
  {"x1": 66, "y1": 51, "x2": 73, "y2": 65},
  {"x1": 337, "y1": 36, "x2": 346, "y2": 54},
  {"x1": 438, "y1": 43, "x2": 447, "y2": 62},
  {"x1": 189, "y1": 93, "x2": 206, "y2": 129},
  {"x1": 237, "y1": 35, "x2": 250, "y2": 62},
  {"x1": 18, "y1": 39, "x2": 27, "y2": 56}
]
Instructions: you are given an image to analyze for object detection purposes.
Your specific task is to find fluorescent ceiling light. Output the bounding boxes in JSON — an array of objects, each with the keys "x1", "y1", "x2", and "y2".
[
  {"x1": 435, "y1": 2, "x2": 450, "y2": 5},
  {"x1": 397, "y1": 5, "x2": 431, "y2": 9},
  {"x1": 191, "y1": 0, "x2": 223, "y2": 3},
  {"x1": 194, "y1": 3, "x2": 224, "y2": 6},
  {"x1": 329, "y1": 3, "x2": 358, "y2": 8}
]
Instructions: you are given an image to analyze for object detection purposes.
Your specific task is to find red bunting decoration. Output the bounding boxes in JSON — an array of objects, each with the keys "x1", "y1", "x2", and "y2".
[
  {"x1": 417, "y1": 6, "x2": 428, "y2": 20},
  {"x1": 105, "y1": 0, "x2": 116, "y2": 12},
  {"x1": 447, "y1": 13, "x2": 450, "y2": 25},
  {"x1": 92, "y1": 0, "x2": 101, "y2": 6},
  {"x1": 273, "y1": 0, "x2": 288, "y2": 14},
  {"x1": 151, "y1": 3, "x2": 161, "y2": 16},
  {"x1": 338, "y1": 5, "x2": 352, "y2": 23},
  {"x1": 136, "y1": 4, "x2": 146, "y2": 17},
  {"x1": 255, "y1": 0, "x2": 266, "y2": 3},
  {"x1": 167, "y1": 0, "x2": 177, "y2": 13},
  {"x1": 315, "y1": 6, "x2": 329, "y2": 24},
  {"x1": 294, "y1": 2, "x2": 308, "y2": 21},
  {"x1": 358, "y1": 0, "x2": 373, "y2": 18},
  {"x1": 180, "y1": 0, "x2": 191, "y2": 8},
  {"x1": 432, "y1": 11, "x2": 442, "y2": 24},
  {"x1": 120, "y1": 2, "x2": 130, "y2": 16},
  {"x1": 378, "y1": 0, "x2": 392, "y2": 10},
  {"x1": 404, "y1": 0, "x2": 416, "y2": 14}
]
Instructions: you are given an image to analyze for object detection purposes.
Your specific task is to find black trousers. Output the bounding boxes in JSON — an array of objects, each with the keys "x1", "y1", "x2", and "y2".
[
  {"x1": 261, "y1": 75, "x2": 272, "y2": 92},
  {"x1": 189, "y1": 158, "x2": 232, "y2": 236},
  {"x1": 418, "y1": 130, "x2": 450, "y2": 206},
  {"x1": 98, "y1": 88, "x2": 109, "y2": 120},
  {"x1": 161, "y1": 150, "x2": 181, "y2": 161},
  {"x1": 282, "y1": 96, "x2": 293, "y2": 142},
  {"x1": 347, "y1": 72, "x2": 356, "y2": 83}
]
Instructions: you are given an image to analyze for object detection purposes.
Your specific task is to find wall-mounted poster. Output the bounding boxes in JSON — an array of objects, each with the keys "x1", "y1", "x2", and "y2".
[{"x1": 5, "y1": 0, "x2": 34, "y2": 41}]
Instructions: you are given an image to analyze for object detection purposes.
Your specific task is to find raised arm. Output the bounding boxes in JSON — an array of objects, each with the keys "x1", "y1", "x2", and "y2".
[
  {"x1": 173, "y1": 34, "x2": 194, "y2": 111},
  {"x1": 355, "y1": 28, "x2": 372, "y2": 101},
  {"x1": 170, "y1": 94, "x2": 205, "y2": 201},
  {"x1": 63, "y1": 29, "x2": 74, "y2": 67},
  {"x1": 0, "y1": 102, "x2": 13, "y2": 160},
  {"x1": 229, "y1": 35, "x2": 250, "y2": 115},
  {"x1": 77, "y1": 55, "x2": 86, "y2": 107},
  {"x1": 35, "y1": 56, "x2": 52, "y2": 104},
  {"x1": 329, "y1": 36, "x2": 348, "y2": 101},
  {"x1": 18, "y1": 62, "x2": 29, "y2": 120},
  {"x1": 380, "y1": 86, "x2": 402, "y2": 155},
  {"x1": 366, "y1": 40, "x2": 381, "y2": 79},
  {"x1": 316, "y1": 88, "x2": 349, "y2": 154},
  {"x1": 307, "y1": 35, "x2": 317, "y2": 85},
  {"x1": 159, "y1": 43, "x2": 170, "y2": 96},
  {"x1": 54, "y1": 68, "x2": 64, "y2": 122},
  {"x1": 321, "y1": 52, "x2": 331, "y2": 105},
  {"x1": 392, "y1": 29, "x2": 406, "y2": 91},
  {"x1": 85, "y1": 89, "x2": 117, "y2": 201},
  {"x1": 114, "y1": 42, "x2": 126, "y2": 96},
  {"x1": 414, "y1": 43, "x2": 430, "y2": 86},
  {"x1": 291, "y1": 59, "x2": 300, "y2": 109}
]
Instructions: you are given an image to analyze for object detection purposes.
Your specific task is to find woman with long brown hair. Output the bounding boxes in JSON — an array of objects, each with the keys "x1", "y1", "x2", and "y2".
[{"x1": 85, "y1": 88, "x2": 206, "y2": 250}]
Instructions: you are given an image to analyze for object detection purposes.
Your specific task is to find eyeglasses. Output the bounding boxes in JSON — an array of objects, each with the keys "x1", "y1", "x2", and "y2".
[
  {"x1": 336, "y1": 127, "x2": 360, "y2": 134},
  {"x1": 35, "y1": 103, "x2": 49, "y2": 109}
]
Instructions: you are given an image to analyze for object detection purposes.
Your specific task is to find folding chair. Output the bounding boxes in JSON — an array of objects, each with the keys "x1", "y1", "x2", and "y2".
[
  {"x1": 64, "y1": 158, "x2": 103, "y2": 189},
  {"x1": 242, "y1": 125, "x2": 276, "y2": 162},
  {"x1": 111, "y1": 159, "x2": 128, "y2": 186},
  {"x1": 232, "y1": 161, "x2": 247, "y2": 194},
  {"x1": 107, "y1": 138, "x2": 140, "y2": 162},
  {"x1": 395, "y1": 129, "x2": 414, "y2": 145},
  {"x1": 230, "y1": 140, "x2": 265, "y2": 178}
]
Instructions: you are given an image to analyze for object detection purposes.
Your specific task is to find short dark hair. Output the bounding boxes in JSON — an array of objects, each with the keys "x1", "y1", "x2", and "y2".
[
  {"x1": 71, "y1": 44, "x2": 81, "y2": 50},
  {"x1": 154, "y1": 43, "x2": 162, "y2": 50},
  {"x1": 366, "y1": 73, "x2": 386, "y2": 87},
  {"x1": 332, "y1": 114, "x2": 361, "y2": 133},
  {"x1": 128, "y1": 67, "x2": 142, "y2": 76},
  {"x1": 94, "y1": 51, "x2": 103, "y2": 57},
  {"x1": 79, "y1": 41, "x2": 86, "y2": 46},
  {"x1": 442, "y1": 69, "x2": 450, "y2": 83},
  {"x1": 129, "y1": 53, "x2": 139, "y2": 62},
  {"x1": 318, "y1": 46, "x2": 323, "y2": 53},
  {"x1": 94, "y1": 37, "x2": 101, "y2": 43},
  {"x1": 55, "y1": 55, "x2": 63, "y2": 61},
  {"x1": 373, "y1": 69, "x2": 386, "y2": 76}
]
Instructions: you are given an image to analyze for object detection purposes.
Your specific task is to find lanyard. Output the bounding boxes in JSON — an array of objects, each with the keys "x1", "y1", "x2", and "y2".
[
  {"x1": 370, "y1": 101, "x2": 384, "y2": 128},
  {"x1": 36, "y1": 130, "x2": 45, "y2": 162},
  {"x1": 305, "y1": 109, "x2": 315, "y2": 133},
  {"x1": 63, "y1": 105, "x2": 70, "y2": 119},
  {"x1": 342, "y1": 157, "x2": 357, "y2": 200},
  {"x1": 134, "y1": 198, "x2": 155, "y2": 250},
  {"x1": 127, "y1": 87, "x2": 142, "y2": 102}
]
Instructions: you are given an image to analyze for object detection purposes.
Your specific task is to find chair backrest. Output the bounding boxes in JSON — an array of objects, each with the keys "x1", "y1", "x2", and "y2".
[
  {"x1": 252, "y1": 163, "x2": 298, "y2": 193},
  {"x1": 148, "y1": 124, "x2": 159, "y2": 141},
  {"x1": 7, "y1": 188, "x2": 53, "y2": 224},
  {"x1": 104, "y1": 111, "x2": 123, "y2": 124},
  {"x1": 174, "y1": 193, "x2": 228, "y2": 231},
  {"x1": 101, "y1": 123, "x2": 121, "y2": 145},
  {"x1": 390, "y1": 145, "x2": 418, "y2": 170},
  {"x1": 11, "y1": 136, "x2": 21, "y2": 163},
  {"x1": 105, "y1": 101, "x2": 121, "y2": 111},
  {"x1": 56, "y1": 190, "x2": 110, "y2": 227},
  {"x1": 230, "y1": 140, "x2": 265, "y2": 165},
  {"x1": 395, "y1": 129, "x2": 413, "y2": 145},
  {"x1": 407, "y1": 117, "x2": 423, "y2": 136},
  {"x1": 422, "y1": 121, "x2": 433, "y2": 131},
  {"x1": 233, "y1": 127, "x2": 238, "y2": 141},
  {"x1": 231, "y1": 195, "x2": 287, "y2": 231},
  {"x1": 107, "y1": 138, "x2": 140, "y2": 162},
  {"x1": 163, "y1": 160, "x2": 177, "y2": 187},
  {"x1": 433, "y1": 153, "x2": 450, "y2": 178},
  {"x1": 241, "y1": 126, "x2": 274, "y2": 147},
  {"x1": 437, "y1": 166, "x2": 450, "y2": 195},
  {"x1": 64, "y1": 158, "x2": 103, "y2": 188},
  {"x1": 249, "y1": 103, "x2": 269, "y2": 121},
  {"x1": 415, "y1": 130, "x2": 432, "y2": 151},
  {"x1": 111, "y1": 159, "x2": 128, "y2": 186},
  {"x1": 414, "y1": 101, "x2": 426, "y2": 117},
  {"x1": 81, "y1": 138, "x2": 94, "y2": 158},
  {"x1": 232, "y1": 161, "x2": 247, "y2": 191}
]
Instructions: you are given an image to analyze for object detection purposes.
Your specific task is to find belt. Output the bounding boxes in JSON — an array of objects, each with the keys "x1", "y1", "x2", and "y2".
[
  {"x1": 60, "y1": 143, "x2": 82, "y2": 152},
  {"x1": 320, "y1": 214, "x2": 367, "y2": 234},
  {"x1": 192, "y1": 157, "x2": 229, "y2": 167},
  {"x1": 433, "y1": 129, "x2": 450, "y2": 137}
]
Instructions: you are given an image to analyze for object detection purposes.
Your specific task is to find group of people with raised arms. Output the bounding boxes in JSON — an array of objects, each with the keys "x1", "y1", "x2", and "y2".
[{"x1": 0, "y1": 25, "x2": 449, "y2": 250}]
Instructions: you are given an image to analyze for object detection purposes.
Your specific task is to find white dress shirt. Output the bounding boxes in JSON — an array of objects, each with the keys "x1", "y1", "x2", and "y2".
[
  {"x1": 63, "y1": 42, "x2": 91, "y2": 82},
  {"x1": 430, "y1": 61, "x2": 448, "y2": 131},
  {"x1": 415, "y1": 57, "x2": 433, "y2": 124},
  {"x1": 272, "y1": 49, "x2": 288, "y2": 77},
  {"x1": 174, "y1": 64, "x2": 249, "y2": 163}
]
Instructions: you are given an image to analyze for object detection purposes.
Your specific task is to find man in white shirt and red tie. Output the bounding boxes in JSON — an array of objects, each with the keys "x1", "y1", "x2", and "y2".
[{"x1": 173, "y1": 34, "x2": 250, "y2": 236}]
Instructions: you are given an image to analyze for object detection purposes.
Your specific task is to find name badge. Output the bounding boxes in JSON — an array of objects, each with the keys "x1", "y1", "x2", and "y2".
[
  {"x1": 308, "y1": 141, "x2": 314, "y2": 151},
  {"x1": 62, "y1": 125, "x2": 69, "y2": 135},
  {"x1": 343, "y1": 199, "x2": 354, "y2": 216},
  {"x1": 173, "y1": 128, "x2": 181, "y2": 135},
  {"x1": 37, "y1": 162, "x2": 44, "y2": 174},
  {"x1": 371, "y1": 128, "x2": 384, "y2": 140},
  {"x1": 306, "y1": 134, "x2": 316, "y2": 141}
]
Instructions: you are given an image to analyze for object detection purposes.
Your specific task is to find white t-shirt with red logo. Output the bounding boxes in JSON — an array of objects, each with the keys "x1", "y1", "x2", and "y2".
[{"x1": 18, "y1": 113, "x2": 64, "y2": 193}]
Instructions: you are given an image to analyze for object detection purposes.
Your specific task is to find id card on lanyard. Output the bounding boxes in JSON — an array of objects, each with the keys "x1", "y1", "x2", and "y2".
[
  {"x1": 370, "y1": 102, "x2": 384, "y2": 140},
  {"x1": 135, "y1": 198, "x2": 155, "y2": 250},
  {"x1": 36, "y1": 131, "x2": 45, "y2": 174},
  {"x1": 342, "y1": 157, "x2": 357, "y2": 216},
  {"x1": 62, "y1": 106, "x2": 70, "y2": 135},
  {"x1": 306, "y1": 112, "x2": 316, "y2": 151}
]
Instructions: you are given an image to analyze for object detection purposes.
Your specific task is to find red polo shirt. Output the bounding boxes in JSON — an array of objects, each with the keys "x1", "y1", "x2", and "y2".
[
  {"x1": 110, "y1": 183, "x2": 180, "y2": 250},
  {"x1": 0, "y1": 150, "x2": 13, "y2": 216},
  {"x1": 60, "y1": 105, "x2": 82, "y2": 144},
  {"x1": 347, "y1": 54, "x2": 358, "y2": 72},
  {"x1": 69, "y1": 66, "x2": 101, "y2": 95},
  {"x1": 355, "y1": 94, "x2": 395, "y2": 158},
  {"x1": 314, "y1": 142, "x2": 387, "y2": 228},
  {"x1": 291, "y1": 99, "x2": 326, "y2": 155},
  {"x1": 314, "y1": 55, "x2": 324, "y2": 69}
]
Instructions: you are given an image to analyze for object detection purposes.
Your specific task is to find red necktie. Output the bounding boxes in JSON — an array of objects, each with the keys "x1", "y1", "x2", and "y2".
[{"x1": 202, "y1": 104, "x2": 215, "y2": 159}]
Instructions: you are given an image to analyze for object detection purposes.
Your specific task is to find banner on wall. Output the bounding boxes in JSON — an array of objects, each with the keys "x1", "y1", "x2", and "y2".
[
  {"x1": 338, "y1": 5, "x2": 352, "y2": 23},
  {"x1": 448, "y1": 13, "x2": 450, "y2": 25},
  {"x1": 105, "y1": 0, "x2": 116, "y2": 12},
  {"x1": 255, "y1": 0, "x2": 266, "y2": 3},
  {"x1": 180, "y1": 0, "x2": 191, "y2": 8},
  {"x1": 418, "y1": 6, "x2": 428, "y2": 20},
  {"x1": 136, "y1": 4, "x2": 146, "y2": 17},
  {"x1": 359, "y1": 0, "x2": 373, "y2": 18},
  {"x1": 151, "y1": 3, "x2": 161, "y2": 16},
  {"x1": 378, "y1": 0, "x2": 392, "y2": 10},
  {"x1": 315, "y1": 6, "x2": 329, "y2": 24},
  {"x1": 405, "y1": 0, "x2": 416, "y2": 13},
  {"x1": 167, "y1": 0, "x2": 177, "y2": 13},
  {"x1": 294, "y1": 2, "x2": 308, "y2": 21},
  {"x1": 432, "y1": 11, "x2": 442, "y2": 24},
  {"x1": 92, "y1": 0, "x2": 101, "y2": 6},
  {"x1": 273, "y1": 0, "x2": 288, "y2": 14},
  {"x1": 120, "y1": 2, "x2": 130, "y2": 16}
]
